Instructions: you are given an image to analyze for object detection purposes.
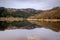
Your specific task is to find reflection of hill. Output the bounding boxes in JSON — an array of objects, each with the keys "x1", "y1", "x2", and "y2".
[{"x1": 28, "y1": 19, "x2": 60, "y2": 32}]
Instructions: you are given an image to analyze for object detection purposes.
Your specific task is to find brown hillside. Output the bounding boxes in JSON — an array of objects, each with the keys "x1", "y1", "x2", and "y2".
[{"x1": 28, "y1": 7, "x2": 60, "y2": 19}]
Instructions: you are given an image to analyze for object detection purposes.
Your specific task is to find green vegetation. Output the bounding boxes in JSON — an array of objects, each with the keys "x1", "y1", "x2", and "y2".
[
  {"x1": 0, "y1": 7, "x2": 36, "y2": 18},
  {"x1": 0, "y1": 7, "x2": 9, "y2": 17},
  {"x1": 10, "y1": 11, "x2": 32, "y2": 18}
]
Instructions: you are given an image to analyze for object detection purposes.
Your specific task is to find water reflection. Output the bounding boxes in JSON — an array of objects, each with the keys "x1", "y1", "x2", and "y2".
[
  {"x1": 0, "y1": 28, "x2": 60, "y2": 40},
  {"x1": 28, "y1": 20, "x2": 60, "y2": 32}
]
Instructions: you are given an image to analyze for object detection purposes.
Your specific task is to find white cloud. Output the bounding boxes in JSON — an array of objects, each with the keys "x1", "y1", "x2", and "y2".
[{"x1": 0, "y1": 0, "x2": 60, "y2": 10}]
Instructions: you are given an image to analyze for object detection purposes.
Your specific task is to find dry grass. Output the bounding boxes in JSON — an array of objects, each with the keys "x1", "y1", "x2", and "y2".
[
  {"x1": 0, "y1": 17, "x2": 23, "y2": 21},
  {"x1": 28, "y1": 7, "x2": 60, "y2": 19}
]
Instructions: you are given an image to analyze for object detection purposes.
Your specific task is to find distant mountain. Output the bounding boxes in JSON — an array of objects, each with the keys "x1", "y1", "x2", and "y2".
[
  {"x1": 7, "y1": 8, "x2": 42, "y2": 14},
  {"x1": 20, "y1": 8, "x2": 36, "y2": 13}
]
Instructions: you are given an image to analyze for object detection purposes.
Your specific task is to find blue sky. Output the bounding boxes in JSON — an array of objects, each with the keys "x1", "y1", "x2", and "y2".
[{"x1": 0, "y1": 0, "x2": 60, "y2": 10}]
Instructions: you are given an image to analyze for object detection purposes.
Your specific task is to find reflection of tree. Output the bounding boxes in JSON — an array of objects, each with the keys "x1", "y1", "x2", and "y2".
[
  {"x1": 0, "y1": 21, "x2": 9, "y2": 30},
  {"x1": 0, "y1": 20, "x2": 39, "y2": 30}
]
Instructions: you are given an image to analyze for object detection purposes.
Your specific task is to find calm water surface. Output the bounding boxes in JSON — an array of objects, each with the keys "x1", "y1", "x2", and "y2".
[{"x1": 0, "y1": 28, "x2": 60, "y2": 40}]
